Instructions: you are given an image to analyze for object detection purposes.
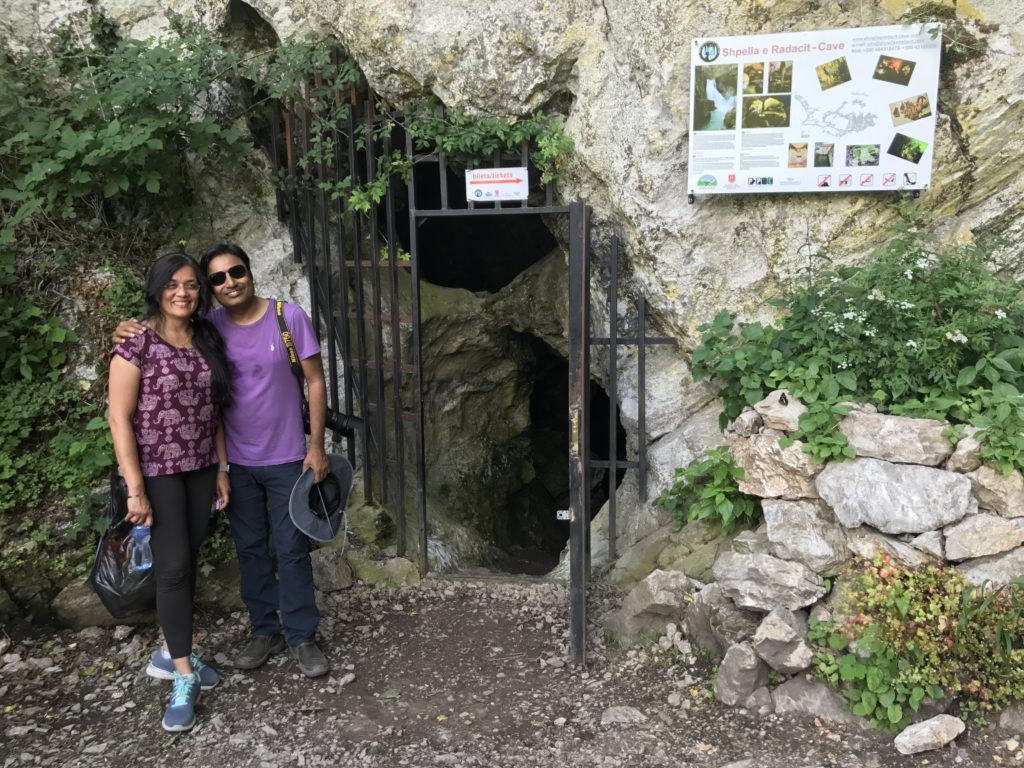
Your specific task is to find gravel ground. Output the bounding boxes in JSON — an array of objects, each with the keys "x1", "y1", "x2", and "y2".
[{"x1": 0, "y1": 576, "x2": 1017, "y2": 767}]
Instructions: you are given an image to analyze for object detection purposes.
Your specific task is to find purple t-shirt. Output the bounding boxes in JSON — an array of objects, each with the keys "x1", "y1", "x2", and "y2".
[
  {"x1": 208, "y1": 301, "x2": 320, "y2": 466},
  {"x1": 113, "y1": 328, "x2": 218, "y2": 477}
]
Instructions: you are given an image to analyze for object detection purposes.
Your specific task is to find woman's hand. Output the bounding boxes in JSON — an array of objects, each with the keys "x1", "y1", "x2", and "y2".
[
  {"x1": 126, "y1": 493, "x2": 153, "y2": 527},
  {"x1": 215, "y1": 471, "x2": 231, "y2": 511}
]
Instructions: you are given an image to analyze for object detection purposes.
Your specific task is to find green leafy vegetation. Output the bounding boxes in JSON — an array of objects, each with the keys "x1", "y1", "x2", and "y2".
[
  {"x1": 691, "y1": 209, "x2": 1024, "y2": 471},
  {"x1": 810, "y1": 553, "x2": 1024, "y2": 729},
  {"x1": 652, "y1": 446, "x2": 761, "y2": 533}
]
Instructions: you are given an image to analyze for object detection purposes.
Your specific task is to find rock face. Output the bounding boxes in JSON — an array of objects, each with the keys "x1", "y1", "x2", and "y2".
[
  {"x1": 712, "y1": 552, "x2": 826, "y2": 612},
  {"x1": 943, "y1": 514, "x2": 1024, "y2": 562},
  {"x1": 684, "y1": 583, "x2": 761, "y2": 663},
  {"x1": 715, "y1": 643, "x2": 768, "y2": 706},
  {"x1": 967, "y1": 465, "x2": 1024, "y2": 517},
  {"x1": 839, "y1": 412, "x2": 952, "y2": 465},
  {"x1": 604, "y1": 569, "x2": 695, "y2": 642},
  {"x1": 728, "y1": 436, "x2": 821, "y2": 499},
  {"x1": 817, "y1": 459, "x2": 976, "y2": 534},
  {"x1": 762, "y1": 499, "x2": 849, "y2": 575},
  {"x1": 751, "y1": 609, "x2": 814, "y2": 675}
]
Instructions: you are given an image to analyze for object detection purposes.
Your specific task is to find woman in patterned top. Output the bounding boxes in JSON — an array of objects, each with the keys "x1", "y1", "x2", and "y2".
[{"x1": 108, "y1": 253, "x2": 233, "y2": 733}]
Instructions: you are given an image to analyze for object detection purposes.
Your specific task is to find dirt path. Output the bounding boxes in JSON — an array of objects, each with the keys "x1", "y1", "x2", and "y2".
[{"x1": 0, "y1": 577, "x2": 1012, "y2": 767}]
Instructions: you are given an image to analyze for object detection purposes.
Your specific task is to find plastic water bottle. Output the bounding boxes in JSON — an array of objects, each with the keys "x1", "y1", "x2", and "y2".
[{"x1": 130, "y1": 524, "x2": 153, "y2": 572}]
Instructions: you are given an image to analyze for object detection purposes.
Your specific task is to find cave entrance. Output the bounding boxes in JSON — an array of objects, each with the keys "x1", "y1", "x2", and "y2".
[{"x1": 271, "y1": 90, "x2": 647, "y2": 663}]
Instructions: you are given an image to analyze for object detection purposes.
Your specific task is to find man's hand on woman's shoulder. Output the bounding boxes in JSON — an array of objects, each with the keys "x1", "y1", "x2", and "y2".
[{"x1": 112, "y1": 319, "x2": 147, "y2": 344}]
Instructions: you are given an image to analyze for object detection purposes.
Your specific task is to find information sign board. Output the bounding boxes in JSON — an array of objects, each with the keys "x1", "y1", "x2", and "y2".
[
  {"x1": 687, "y1": 24, "x2": 941, "y2": 195},
  {"x1": 465, "y1": 168, "x2": 529, "y2": 202}
]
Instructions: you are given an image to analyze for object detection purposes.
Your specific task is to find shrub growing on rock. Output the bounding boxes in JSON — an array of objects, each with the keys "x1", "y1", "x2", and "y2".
[
  {"x1": 809, "y1": 552, "x2": 1024, "y2": 729},
  {"x1": 691, "y1": 210, "x2": 1024, "y2": 471}
]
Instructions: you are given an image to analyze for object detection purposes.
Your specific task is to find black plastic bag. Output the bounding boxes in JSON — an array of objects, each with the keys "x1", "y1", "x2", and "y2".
[{"x1": 88, "y1": 470, "x2": 156, "y2": 617}]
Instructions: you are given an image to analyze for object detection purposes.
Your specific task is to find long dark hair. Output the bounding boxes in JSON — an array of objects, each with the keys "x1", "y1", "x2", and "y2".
[{"x1": 144, "y1": 253, "x2": 233, "y2": 409}]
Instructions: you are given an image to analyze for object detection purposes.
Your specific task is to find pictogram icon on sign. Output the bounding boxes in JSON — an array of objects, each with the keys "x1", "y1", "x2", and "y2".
[
  {"x1": 817, "y1": 175, "x2": 831, "y2": 187},
  {"x1": 882, "y1": 173, "x2": 896, "y2": 186},
  {"x1": 860, "y1": 173, "x2": 874, "y2": 186},
  {"x1": 838, "y1": 174, "x2": 852, "y2": 187}
]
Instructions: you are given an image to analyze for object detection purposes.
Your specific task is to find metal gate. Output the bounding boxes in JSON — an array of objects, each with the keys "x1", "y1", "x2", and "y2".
[{"x1": 268, "y1": 72, "x2": 666, "y2": 664}]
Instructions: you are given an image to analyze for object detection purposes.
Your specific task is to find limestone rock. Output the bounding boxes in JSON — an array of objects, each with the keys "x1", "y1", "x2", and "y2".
[
  {"x1": 957, "y1": 545, "x2": 1024, "y2": 586},
  {"x1": 731, "y1": 527, "x2": 771, "y2": 555},
  {"x1": 348, "y1": 555, "x2": 420, "y2": 588},
  {"x1": 751, "y1": 608, "x2": 814, "y2": 674},
  {"x1": 763, "y1": 499, "x2": 849, "y2": 575},
  {"x1": 752, "y1": 390, "x2": 806, "y2": 432},
  {"x1": 683, "y1": 583, "x2": 761, "y2": 662},
  {"x1": 894, "y1": 715, "x2": 965, "y2": 755},
  {"x1": 52, "y1": 580, "x2": 154, "y2": 630},
  {"x1": 727, "y1": 435, "x2": 820, "y2": 499},
  {"x1": 846, "y1": 527, "x2": 930, "y2": 568},
  {"x1": 817, "y1": 458, "x2": 975, "y2": 534},
  {"x1": 742, "y1": 686, "x2": 775, "y2": 716},
  {"x1": 946, "y1": 427, "x2": 983, "y2": 473},
  {"x1": 655, "y1": 519, "x2": 734, "y2": 583},
  {"x1": 944, "y1": 513, "x2": 1024, "y2": 561},
  {"x1": 771, "y1": 674, "x2": 870, "y2": 730},
  {"x1": 714, "y1": 643, "x2": 768, "y2": 707},
  {"x1": 600, "y1": 706, "x2": 648, "y2": 726},
  {"x1": 712, "y1": 552, "x2": 826, "y2": 612},
  {"x1": 310, "y1": 548, "x2": 354, "y2": 592},
  {"x1": 726, "y1": 409, "x2": 763, "y2": 437},
  {"x1": 839, "y1": 412, "x2": 952, "y2": 466},
  {"x1": 606, "y1": 524, "x2": 676, "y2": 591},
  {"x1": 910, "y1": 531, "x2": 944, "y2": 560},
  {"x1": 967, "y1": 464, "x2": 1024, "y2": 517},
  {"x1": 999, "y1": 703, "x2": 1024, "y2": 733},
  {"x1": 604, "y1": 569, "x2": 695, "y2": 643}
]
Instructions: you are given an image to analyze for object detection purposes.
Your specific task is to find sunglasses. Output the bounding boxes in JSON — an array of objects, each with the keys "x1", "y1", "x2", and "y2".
[{"x1": 208, "y1": 264, "x2": 249, "y2": 287}]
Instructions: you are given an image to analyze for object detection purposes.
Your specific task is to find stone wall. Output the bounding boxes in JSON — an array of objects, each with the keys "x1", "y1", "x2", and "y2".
[
  {"x1": 605, "y1": 390, "x2": 1024, "y2": 738},
  {"x1": 4, "y1": 0, "x2": 1023, "y2": 565}
]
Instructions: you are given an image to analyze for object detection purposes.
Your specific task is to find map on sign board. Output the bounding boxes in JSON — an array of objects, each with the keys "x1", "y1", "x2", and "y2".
[
  {"x1": 686, "y1": 23, "x2": 942, "y2": 196},
  {"x1": 464, "y1": 168, "x2": 529, "y2": 202}
]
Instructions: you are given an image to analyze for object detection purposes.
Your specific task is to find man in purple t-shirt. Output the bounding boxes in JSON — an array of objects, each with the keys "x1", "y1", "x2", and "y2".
[
  {"x1": 199, "y1": 243, "x2": 331, "y2": 678},
  {"x1": 119, "y1": 243, "x2": 332, "y2": 678}
]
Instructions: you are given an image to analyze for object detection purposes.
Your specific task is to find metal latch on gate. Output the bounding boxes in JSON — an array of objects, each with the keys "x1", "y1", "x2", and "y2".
[{"x1": 569, "y1": 406, "x2": 580, "y2": 458}]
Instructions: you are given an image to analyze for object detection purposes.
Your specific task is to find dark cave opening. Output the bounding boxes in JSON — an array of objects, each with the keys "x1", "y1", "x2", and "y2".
[
  {"x1": 497, "y1": 334, "x2": 628, "y2": 576},
  {"x1": 394, "y1": 160, "x2": 558, "y2": 293}
]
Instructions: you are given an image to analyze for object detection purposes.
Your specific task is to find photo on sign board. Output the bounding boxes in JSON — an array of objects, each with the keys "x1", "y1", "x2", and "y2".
[
  {"x1": 768, "y1": 60, "x2": 793, "y2": 92},
  {"x1": 889, "y1": 93, "x2": 932, "y2": 126},
  {"x1": 743, "y1": 62, "x2": 765, "y2": 94},
  {"x1": 693, "y1": 64, "x2": 739, "y2": 131},
  {"x1": 816, "y1": 56, "x2": 852, "y2": 91},
  {"x1": 788, "y1": 142, "x2": 809, "y2": 168},
  {"x1": 874, "y1": 55, "x2": 916, "y2": 86},
  {"x1": 742, "y1": 95, "x2": 791, "y2": 128},
  {"x1": 887, "y1": 133, "x2": 928, "y2": 164},
  {"x1": 846, "y1": 144, "x2": 880, "y2": 166},
  {"x1": 814, "y1": 143, "x2": 835, "y2": 167}
]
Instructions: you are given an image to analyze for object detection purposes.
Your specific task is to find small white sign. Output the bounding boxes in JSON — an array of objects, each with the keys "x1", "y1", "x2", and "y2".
[{"x1": 465, "y1": 167, "x2": 529, "y2": 202}]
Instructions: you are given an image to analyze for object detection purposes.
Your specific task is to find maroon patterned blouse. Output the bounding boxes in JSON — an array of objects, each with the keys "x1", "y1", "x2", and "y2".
[{"x1": 113, "y1": 328, "x2": 218, "y2": 477}]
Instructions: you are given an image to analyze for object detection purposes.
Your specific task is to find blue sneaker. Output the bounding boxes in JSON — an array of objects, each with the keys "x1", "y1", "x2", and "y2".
[
  {"x1": 162, "y1": 672, "x2": 200, "y2": 732},
  {"x1": 146, "y1": 647, "x2": 220, "y2": 690}
]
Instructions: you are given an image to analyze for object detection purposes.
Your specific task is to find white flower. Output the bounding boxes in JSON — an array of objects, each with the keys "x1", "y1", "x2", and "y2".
[
  {"x1": 868, "y1": 289, "x2": 885, "y2": 301},
  {"x1": 905, "y1": 340, "x2": 919, "y2": 349},
  {"x1": 995, "y1": 309, "x2": 1007, "y2": 320},
  {"x1": 842, "y1": 311, "x2": 857, "y2": 320},
  {"x1": 898, "y1": 301, "x2": 915, "y2": 310},
  {"x1": 945, "y1": 330, "x2": 968, "y2": 344},
  {"x1": 863, "y1": 328, "x2": 877, "y2": 337},
  {"x1": 830, "y1": 322, "x2": 846, "y2": 333},
  {"x1": 916, "y1": 255, "x2": 937, "y2": 269},
  {"x1": 837, "y1": 360, "x2": 851, "y2": 370},
  {"x1": 904, "y1": 269, "x2": 914, "y2": 280}
]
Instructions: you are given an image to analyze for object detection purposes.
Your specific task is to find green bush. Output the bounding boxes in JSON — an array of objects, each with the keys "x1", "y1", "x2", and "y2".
[
  {"x1": 652, "y1": 446, "x2": 761, "y2": 533},
  {"x1": 810, "y1": 553, "x2": 1024, "y2": 729},
  {"x1": 692, "y1": 210, "x2": 1024, "y2": 471}
]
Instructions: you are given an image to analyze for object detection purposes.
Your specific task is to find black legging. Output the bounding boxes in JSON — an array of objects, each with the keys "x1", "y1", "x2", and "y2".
[{"x1": 144, "y1": 465, "x2": 217, "y2": 660}]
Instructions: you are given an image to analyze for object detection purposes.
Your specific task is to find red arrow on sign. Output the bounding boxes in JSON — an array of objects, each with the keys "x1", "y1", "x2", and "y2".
[{"x1": 469, "y1": 178, "x2": 525, "y2": 185}]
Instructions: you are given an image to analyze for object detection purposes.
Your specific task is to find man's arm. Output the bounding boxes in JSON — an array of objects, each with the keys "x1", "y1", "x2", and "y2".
[
  {"x1": 112, "y1": 319, "x2": 147, "y2": 344},
  {"x1": 300, "y1": 353, "x2": 330, "y2": 483}
]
